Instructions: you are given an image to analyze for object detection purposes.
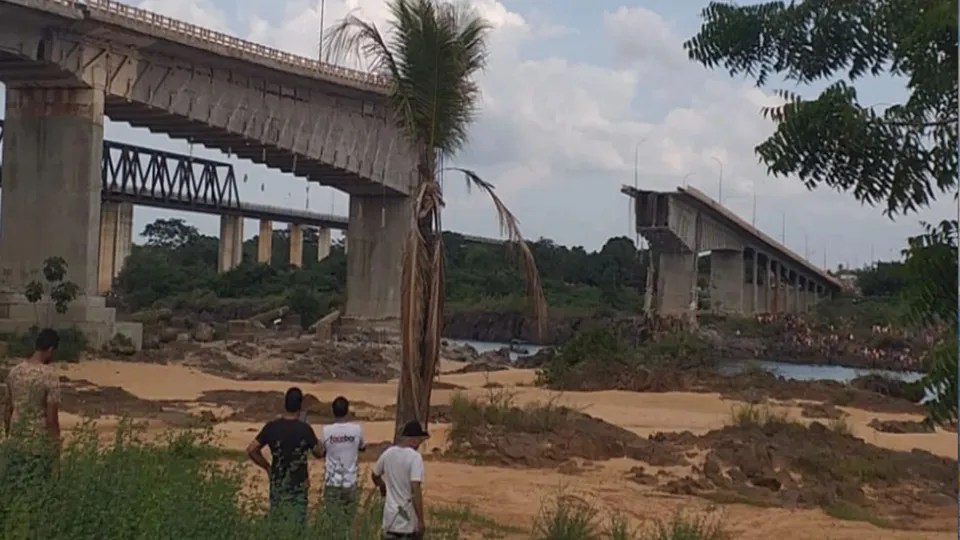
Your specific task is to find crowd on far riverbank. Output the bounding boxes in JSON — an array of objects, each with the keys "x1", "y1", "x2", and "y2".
[{"x1": 752, "y1": 313, "x2": 941, "y2": 372}]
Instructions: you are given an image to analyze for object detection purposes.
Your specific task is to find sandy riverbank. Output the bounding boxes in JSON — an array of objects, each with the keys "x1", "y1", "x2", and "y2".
[{"x1": 53, "y1": 359, "x2": 956, "y2": 540}]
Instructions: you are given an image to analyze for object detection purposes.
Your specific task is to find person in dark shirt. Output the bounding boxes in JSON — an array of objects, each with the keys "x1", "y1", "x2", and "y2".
[{"x1": 246, "y1": 387, "x2": 322, "y2": 525}]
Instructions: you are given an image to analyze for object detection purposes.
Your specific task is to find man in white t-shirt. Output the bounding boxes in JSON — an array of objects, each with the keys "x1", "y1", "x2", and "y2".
[
  {"x1": 321, "y1": 396, "x2": 366, "y2": 518},
  {"x1": 372, "y1": 420, "x2": 429, "y2": 539}
]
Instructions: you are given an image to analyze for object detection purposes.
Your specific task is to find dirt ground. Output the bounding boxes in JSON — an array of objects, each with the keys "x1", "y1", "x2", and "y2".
[{"x1": 42, "y1": 356, "x2": 958, "y2": 540}]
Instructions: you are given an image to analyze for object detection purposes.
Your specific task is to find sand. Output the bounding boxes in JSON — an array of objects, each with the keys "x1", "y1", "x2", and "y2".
[{"x1": 55, "y1": 360, "x2": 957, "y2": 540}]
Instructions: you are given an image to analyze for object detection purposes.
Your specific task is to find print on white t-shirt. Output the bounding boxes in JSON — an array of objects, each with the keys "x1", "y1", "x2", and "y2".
[
  {"x1": 321, "y1": 422, "x2": 366, "y2": 487},
  {"x1": 372, "y1": 446, "x2": 424, "y2": 534}
]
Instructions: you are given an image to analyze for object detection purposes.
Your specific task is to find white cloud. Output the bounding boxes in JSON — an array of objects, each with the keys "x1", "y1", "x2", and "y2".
[{"x1": 2, "y1": 0, "x2": 945, "y2": 268}]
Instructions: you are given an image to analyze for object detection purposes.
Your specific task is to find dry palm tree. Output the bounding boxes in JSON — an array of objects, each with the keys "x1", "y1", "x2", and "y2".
[{"x1": 325, "y1": 0, "x2": 547, "y2": 436}]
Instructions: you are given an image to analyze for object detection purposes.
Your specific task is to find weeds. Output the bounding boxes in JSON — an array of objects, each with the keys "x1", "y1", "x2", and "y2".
[
  {"x1": 533, "y1": 495, "x2": 729, "y2": 540},
  {"x1": 826, "y1": 416, "x2": 854, "y2": 436},
  {"x1": 448, "y1": 387, "x2": 571, "y2": 444},
  {"x1": 728, "y1": 403, "x2": 793, "y2": 428},
  {"x1": 0, "y1": 422, "x2": 436, "y2": 540}
]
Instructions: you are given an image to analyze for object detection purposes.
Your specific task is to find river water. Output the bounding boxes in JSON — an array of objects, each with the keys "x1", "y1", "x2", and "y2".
[{"x1": 449, "y1": 339, "x2": 925, "y2": 384}]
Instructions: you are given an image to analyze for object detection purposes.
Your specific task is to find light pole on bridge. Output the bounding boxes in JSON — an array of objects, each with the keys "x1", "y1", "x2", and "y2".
[{"x1": 710, "y1": 156, "x2": 724, "y2": 203}]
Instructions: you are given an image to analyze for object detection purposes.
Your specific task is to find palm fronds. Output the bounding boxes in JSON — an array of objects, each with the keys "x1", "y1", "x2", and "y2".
[{"x1": 324, "y1": 0, "x2": 545, "y2": 434}]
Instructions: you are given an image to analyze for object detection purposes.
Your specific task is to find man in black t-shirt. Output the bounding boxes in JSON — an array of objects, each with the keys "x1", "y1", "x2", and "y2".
[{"x1": 246, "y1": 387, "x2": 322, "y2": 525}]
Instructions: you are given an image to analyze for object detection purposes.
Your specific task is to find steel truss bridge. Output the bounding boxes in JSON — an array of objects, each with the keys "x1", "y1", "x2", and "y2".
[{"x1": 0, "y1": 119, "x2": 501, "y2": 245}]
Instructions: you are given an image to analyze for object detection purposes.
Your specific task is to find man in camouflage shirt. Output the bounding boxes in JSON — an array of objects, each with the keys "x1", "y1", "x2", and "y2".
[{"x1": 2, "y1": 328, "x2": 62, "y2": 481}]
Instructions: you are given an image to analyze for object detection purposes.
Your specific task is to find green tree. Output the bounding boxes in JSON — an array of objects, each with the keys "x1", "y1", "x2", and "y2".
[
  {"x1": 325, "y1": 0, "x2": 547, "y2": 435},
  {"x1": 142, "y1": 218, "x2": 202, "y2": 250},
  {"x1": 685, "y1": 0, "x2": 957, "y2": 423},
  {"x1": 855, "y1": 261, "x2": 907, "y2": 297}
]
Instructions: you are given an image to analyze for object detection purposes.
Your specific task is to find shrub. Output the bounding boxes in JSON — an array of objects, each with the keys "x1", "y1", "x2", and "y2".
[
  {"x1": 536, "y1": 328, "x2": 712, "y2": 392},
  {"x1": 4, "y1": 326, "x2": 88, "y2": 363},
  {"x1": 728, "y1": 403, "x2": 793, "y2": 428},
  {"x1": 448, "y1": 389, "x2": 571, "y2": 445}
]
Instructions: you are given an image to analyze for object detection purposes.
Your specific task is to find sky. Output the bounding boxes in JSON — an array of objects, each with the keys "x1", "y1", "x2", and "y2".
[{"x1": 1, "y1": 0, "x2": 956, "y2": 269}]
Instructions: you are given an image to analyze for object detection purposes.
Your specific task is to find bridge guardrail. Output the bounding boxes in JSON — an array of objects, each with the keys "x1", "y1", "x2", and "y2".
[{"x1": 82, "y1": 0, "x2": 390, "y2": 91}]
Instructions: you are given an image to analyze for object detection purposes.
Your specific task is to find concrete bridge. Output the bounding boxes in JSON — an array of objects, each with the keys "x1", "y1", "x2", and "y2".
[
  {"x1": 0, "y1": 118, "x2": 504, "y2": 294},
  {"x1": 0, "y1": 0, "x2": 425, "y2": 345},
  {"x1": 622, "y1": 185, "x2": 842, "y2": 315}
]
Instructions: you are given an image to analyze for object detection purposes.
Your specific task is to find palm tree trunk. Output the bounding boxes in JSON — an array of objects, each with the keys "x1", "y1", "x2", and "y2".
[{"x1": 395, "y1": 147, "x2": 442, "y2": 439}]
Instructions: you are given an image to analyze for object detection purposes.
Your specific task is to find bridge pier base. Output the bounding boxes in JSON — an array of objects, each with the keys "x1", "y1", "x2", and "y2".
[
  {"x1": 0, "y1": 87, "x2": 141, "y2": 349},
  {"x1": 288, "y1": 224, "x2": 303, "y2": 267},
  {"x1": 257, "y1": 220, "x2": 273, "y2": 264},
  {"x1": 710, "y1": 249, "x2": 744, "y2": 314},
  {"x1": 316, "y1": 228, "x2": 331, "y2": 262},
  {"x1": 342, "y1": 195, "x2": 411, "y2": 339},
  {"x1": 650, "y1": 252, "x2": 696, "y2": 315},
  {"x1": 218, "y1": 215, "x2": 243, "y2": 272}
]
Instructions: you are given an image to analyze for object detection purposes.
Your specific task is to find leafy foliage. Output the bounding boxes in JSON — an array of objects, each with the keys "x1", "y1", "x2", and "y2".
[
  {"x1": 900, "y1": 220, "x2": 957, "y2": 424},
  {"x1": 21, "y1": 257, "x2": 80, "y2": 325},
  {"x1": 116, "y1": 220, "x2": 649, "y2": 318},
  {"x1": 684, "y1": 0, "x2": 957, "y2": 216},
  {"x1": 4, "y1": 326, "x2": 88, "y2": 363},
  {"x1": 852, "y1": 262, "x2": 907, "y2": 298},
  {"x1": 684, "y1": 0, "x2": 958, "y2": 423}
]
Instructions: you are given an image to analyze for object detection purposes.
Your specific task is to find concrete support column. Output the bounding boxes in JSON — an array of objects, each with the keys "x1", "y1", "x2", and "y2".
[
  {"x1": 316, "y1": 228, "x2": 331, "y2": 261},
  {"x1": 218, "y1": 215, "x2": 244, "y2": 273},
  {"x1": 796, "y1": 277, "x2": 805, "y2": 312},
  {"x1": 257, "y1": 220, "x2": 273, "y2": 264},
  {"x1": 288, "y1": 224, "x2": 304, "y2": 267},
  {"x1": 97, "y1": 202, "x2": 119, "y2": 294},
  {"x1": 710, "y1": 249, "x2": 744, "y2": 314},
  {"x1": 769, "y1": 261, "x2": 780, "y2": 313},
  {"x1": 807, "y1": 282, "x2": 818, "y2": 308},
  {"x1": 655, "y1": 252, "x2": 697, "y2": 315},
  {"x1": 751, "y1": 251, "x2": 759, "y2": 314},
  {"x1": 344, "y1": 195, "x2": 412, "y2": 327},
  {"x1": 114, "y1": 202, "x2": 133, "y2": 277},
  {"x1": 784, "y1": 272, "x2": 795, "y2": 313},
  {"x1": 0, "y1": 87, "x2": 105, "y2": 296}
]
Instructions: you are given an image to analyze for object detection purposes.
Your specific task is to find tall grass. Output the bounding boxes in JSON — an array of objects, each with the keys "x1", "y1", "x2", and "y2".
[
  {"x1": 0, "y1": 422, "x2": 381, "y2": 540},
  {"x1": 532, "y1": 495, "x2": 729, "y2": 540},
  {"x1": 0, "y1": 421, "x2": 732, "y2": 540}
]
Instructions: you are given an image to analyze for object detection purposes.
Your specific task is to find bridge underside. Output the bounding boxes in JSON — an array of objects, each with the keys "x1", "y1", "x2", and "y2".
[{"x1": 0, "y1": 4, "x2": 417, "y2": 197}]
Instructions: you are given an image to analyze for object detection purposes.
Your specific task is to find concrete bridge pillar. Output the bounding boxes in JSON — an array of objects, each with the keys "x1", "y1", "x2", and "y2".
[
  {"x1": 653, "y1": 252, "x2": 697, "y2": 315},
  {"x1": 0, "y1": 87, "x2": 142, "y2": 349},
  {"x1": 0, "y1": 87, "x2": 104, "y2": 297},
  {"x1": 710, "y1": 249, "x2": 744, "y2": 314},
  {"x1": 257, "y1": 220, "x2": 273, "y2": 264},
  {"x1": 288, "y1": 224, "x2": 304, "y2": 267},
  {"x1": 97, "y1": 201, "x2": 134, "y2": 294},
  {"x1": 218, "y1": 215, "x2": 243, "y2": 272},
  {"x1": 343, "y1": 195, "x2": 411, "y2": 332},
  {"x1": 785, "y1": 271, "x2": 797, "y2": 313},
  {"x1": 807, "y1": 281, "x2": 818, "y2": 309},
  {"x1": 769, "y1": 260, "x2": 781, "y2": 313},
  {"x1": 97, "y1": 202, "x2": 119, "y2": 295},
  {"x1": 316, "y1": 228, "x2": 331, "y2": 261}
]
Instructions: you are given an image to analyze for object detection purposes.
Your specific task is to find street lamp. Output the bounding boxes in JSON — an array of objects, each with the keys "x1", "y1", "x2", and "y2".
[
  {"x1": 633, "y1": 137, "x2": 649, "y2": 191},
  {"x1": 710, "y1": 156, "x2": 724, "y2": 202},
  {"x1": 682, "y1": 172, "x2": 695, "y2": 187}
]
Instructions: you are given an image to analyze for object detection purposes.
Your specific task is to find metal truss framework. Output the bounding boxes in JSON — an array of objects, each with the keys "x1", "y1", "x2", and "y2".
[{"x1": 0, "y1": 118, "x2": 241, "y2": 210}]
